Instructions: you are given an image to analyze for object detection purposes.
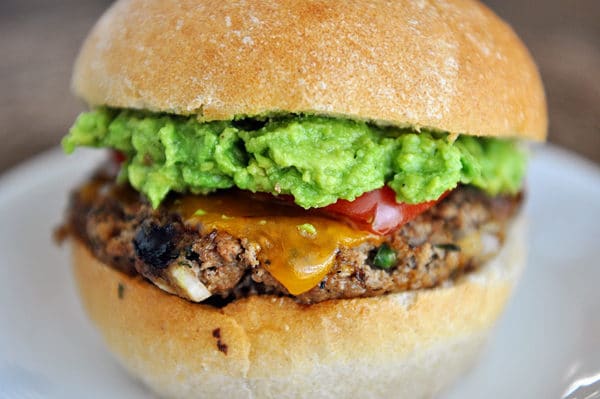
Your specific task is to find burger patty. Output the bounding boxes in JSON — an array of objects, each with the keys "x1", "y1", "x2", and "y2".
[{"x1": 66, "y1": 171, "x2": 522, "y2": 304}]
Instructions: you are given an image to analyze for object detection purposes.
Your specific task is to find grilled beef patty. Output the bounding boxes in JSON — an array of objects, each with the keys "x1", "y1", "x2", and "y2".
[{"x1": 66, "y1": 170, "x2": 521, "y2": 304}]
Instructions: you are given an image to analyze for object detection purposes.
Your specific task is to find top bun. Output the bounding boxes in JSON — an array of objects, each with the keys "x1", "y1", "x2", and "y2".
[{"x1": 72, "y1": 0, "x2": 547, "y2": 140}]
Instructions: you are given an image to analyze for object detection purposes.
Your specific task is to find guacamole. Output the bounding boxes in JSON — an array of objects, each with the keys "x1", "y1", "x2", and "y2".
[{"x1": 63, "y1": 108, "x2": 526, "y2": 208}]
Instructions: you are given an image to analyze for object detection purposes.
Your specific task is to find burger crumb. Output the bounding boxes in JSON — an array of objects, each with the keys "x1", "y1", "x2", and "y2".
[
  {"x1": 52, "y1": 224, "x2": 70, "y2": 245},
  {"x1": 118, "y1": 282, "x2": 125, "y2": 299},
  {"x1": 217, "y1": 340, "x2": 228, "y2": 355},
  {"x1": 212, "y1": 328, "x2": 228, "y2": 354}
]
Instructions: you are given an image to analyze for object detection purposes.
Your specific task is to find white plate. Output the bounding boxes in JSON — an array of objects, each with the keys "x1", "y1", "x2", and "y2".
[{"x1": 0, "y1": 145, "x2": 599, "y2": 399}]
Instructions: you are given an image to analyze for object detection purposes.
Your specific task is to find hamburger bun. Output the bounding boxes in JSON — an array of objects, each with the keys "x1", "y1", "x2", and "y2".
[{"x1": 72, "y1": 0, "x2": 546, "y2": 140}]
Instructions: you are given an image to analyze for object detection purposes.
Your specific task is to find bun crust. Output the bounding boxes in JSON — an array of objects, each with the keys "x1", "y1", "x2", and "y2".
[
  {"x1": 72, "y1": 0, "x2": 546, "y2": 140},
  {"x1": 71, "y1": 213, "x2": 526, "y2": 398}
]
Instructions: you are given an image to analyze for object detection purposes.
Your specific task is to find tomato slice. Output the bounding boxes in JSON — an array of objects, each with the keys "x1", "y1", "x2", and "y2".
[{"x1": 323, "y1": 186, "x2": 449, "y2": 235}]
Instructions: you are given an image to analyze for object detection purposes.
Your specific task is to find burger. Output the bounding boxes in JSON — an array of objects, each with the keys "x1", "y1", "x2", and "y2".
[{"x1": 59, "y1": 0, "x2": 547, "y2": 397}]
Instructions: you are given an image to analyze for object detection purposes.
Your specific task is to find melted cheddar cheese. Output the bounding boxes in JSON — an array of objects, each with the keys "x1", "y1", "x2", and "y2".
[{"x1": 175, "y1": 192, "x2": 379, "y2": 295}]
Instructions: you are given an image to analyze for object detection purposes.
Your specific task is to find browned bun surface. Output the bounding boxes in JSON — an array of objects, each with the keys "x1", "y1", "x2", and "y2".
[
  {"x1": 72, "y1": 0, "x2": 547, "y2": 141},
  {"x1": 71, "y1": 213, "x2": 526, "y2": 399}
]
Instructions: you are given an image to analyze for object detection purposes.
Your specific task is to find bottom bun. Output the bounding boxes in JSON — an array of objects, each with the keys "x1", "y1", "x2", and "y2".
[{"x1": 71, "y1": 212, "x2": 526, "y2": 399}]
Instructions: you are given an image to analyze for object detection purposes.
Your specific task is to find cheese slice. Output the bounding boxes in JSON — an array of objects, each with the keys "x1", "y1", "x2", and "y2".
[{"x1": 176, "y1": 191, "x2": 379, "y2": 295}]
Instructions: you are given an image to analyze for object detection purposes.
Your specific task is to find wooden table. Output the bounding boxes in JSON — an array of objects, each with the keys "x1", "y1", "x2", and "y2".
[{"x1": 0, "y1": 0, "x2": 598, "y2": 173}]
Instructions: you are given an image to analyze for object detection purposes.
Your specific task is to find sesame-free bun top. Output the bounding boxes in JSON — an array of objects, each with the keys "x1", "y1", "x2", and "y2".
[{"x1": 72, "y1": 0, "x2": 547, "y2": 141}]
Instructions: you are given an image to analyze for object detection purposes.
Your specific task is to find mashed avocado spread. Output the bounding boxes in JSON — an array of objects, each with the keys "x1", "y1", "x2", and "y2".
[{"x1": 63, "y1": 108, "x2": 526, "y2": 208}]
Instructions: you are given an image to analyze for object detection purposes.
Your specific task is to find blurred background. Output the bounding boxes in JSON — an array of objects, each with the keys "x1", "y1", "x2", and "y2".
[{"x1": 0, "y1": 0, "x2": 598, "y2": 173}]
